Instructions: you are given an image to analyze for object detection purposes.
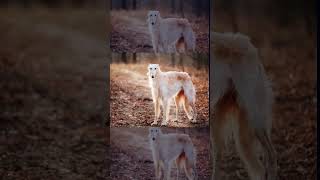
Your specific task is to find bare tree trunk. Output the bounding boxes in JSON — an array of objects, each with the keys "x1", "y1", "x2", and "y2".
[
  {"x1": 229, "y1": 0, "x2": 238, "y2": 32},
  {"x1": 132, "y1": 53, "x2": 137, "y2": 63},
  {"x1": 171, "y1": 0, "x2": 175, "y2": 14},
  {"x1": 121, "y1": 0, "x2": 127, "y2": 10},
  {"x1": 171, "y1": 53, "x2": 175, "y2": 67},
  {"x1": 179, "y1": 54, "x2": 184, "y2": 71},
  {"x1": 121, "y1": 52, "x2": 127, "y2": 63},
  {"x1": 132, "y1": 0, "x2": 137, "y2": 10},
  {"x1": 179, "y1": 0, "x2": 184, "y2": 18}
]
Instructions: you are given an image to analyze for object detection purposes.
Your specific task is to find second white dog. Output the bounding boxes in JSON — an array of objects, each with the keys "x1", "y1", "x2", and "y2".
[
  {"x1": 147, "y1": 10, "x2": 196, "y2": 53},
  {"x1": 147, "y1": 64, "x2": 197, "y2": 126},
  {"x1": 149, "y1": 127, "x2": 197, "y2": 180}
]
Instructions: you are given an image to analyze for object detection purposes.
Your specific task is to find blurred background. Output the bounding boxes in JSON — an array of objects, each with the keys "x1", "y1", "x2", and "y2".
[
  {"x1": 110, "y1": 0, "x2": 209, "y2": 53},
  {"x1": 212, "y1": 0, "x2": 316, "y2": 180},
  {"x1": 0, "y1": 0, "x2": 110, "y2": 179},
  {"x1": 111, "y1": 0, "x2": 210, "y2": 17}
]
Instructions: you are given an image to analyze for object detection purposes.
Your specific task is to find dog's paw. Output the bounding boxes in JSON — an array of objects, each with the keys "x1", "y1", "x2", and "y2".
[
  {"x1": 151, "y1": 122, "x2": 158, "y2": 126},
  {"x1": 190, "y1": 118, "x2": 197, "y2": 123},
  {"x1": 161, "y1": 122, "x2": 168, "y2": 126}
]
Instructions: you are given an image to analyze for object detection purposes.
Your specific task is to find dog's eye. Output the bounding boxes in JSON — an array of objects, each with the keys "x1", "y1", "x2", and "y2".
[
  {"x1": 149, "y1": 68, "x2": 152, "y2": 70},
  {"x1": 151, "y1": 130, "x2": 153, "y2": 132},
  {"x1": 155, "y1": 14, "x2": 157, "y2": 16},
  {"x1": 155, "y1": 130, "x2": 157, "y2": 132},
  {"x1": 155, "y1": 68, "x2": 157, "y2": 70},
  {"x1": 150, "y1": 14, "x2": 152, "y2": 17}
]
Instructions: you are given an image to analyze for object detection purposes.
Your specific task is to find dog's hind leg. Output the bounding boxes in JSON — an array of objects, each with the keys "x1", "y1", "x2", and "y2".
[
  {"x1": 255, "y1": 130, "x2": 277, "y2": 180},
  {"x1": 184, "y1": 158, "x2": 197, "y2": 180},
  {"x1": 183, "y1": 100, "x2": 196, "y2": 123},
  {"x1": 174, "y1": 97, "x2": 179, "y2": 122},
  {"x1": 211, "y1": 112, "x2": 225, "y2": 180},
  {"x1": 234, "y1": 109, "x2": 266, "y2": 180}
]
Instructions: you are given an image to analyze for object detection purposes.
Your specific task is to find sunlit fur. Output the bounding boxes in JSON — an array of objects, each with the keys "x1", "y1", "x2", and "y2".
[{"x1": 147, "y1": 64, "x2": 197, "y2": 126}]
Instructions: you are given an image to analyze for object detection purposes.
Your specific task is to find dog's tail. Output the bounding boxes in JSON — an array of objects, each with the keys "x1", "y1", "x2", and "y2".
[
  {"x1": 183, "y1": 24, "x2": 196, "y2": 51},
  {"x1": 184, "y1": 140, "x2": 197, "y2": 180}
]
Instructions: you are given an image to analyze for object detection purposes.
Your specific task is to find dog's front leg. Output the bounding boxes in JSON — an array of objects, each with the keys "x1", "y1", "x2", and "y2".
[
  {"x1": 151, "y1": 99, "x2": 160, "y2": 125},
  {"x1": 155, "y1": 161, "x2": 162, "y2": 180},
  {"x1": 161, "y1": 99, "x2": 169, "y2": 126}
]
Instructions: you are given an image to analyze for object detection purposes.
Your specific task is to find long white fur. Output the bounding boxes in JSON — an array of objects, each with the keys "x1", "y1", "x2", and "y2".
[
  {"x1": 147, "y1": 64, "x2": 197, "y2": 126},
  {"x1": 149, "y1": 127, "x2": 197, "y2": 180},
  {"x1": 211, "y1": 32, "x2": 277, "y2": 180},
  {"x1": 211, "y1": 32, "x2": 273, "y2": 131},
  {"x1": 147, "y1": 10, "x2": 196, "y2": 53}
]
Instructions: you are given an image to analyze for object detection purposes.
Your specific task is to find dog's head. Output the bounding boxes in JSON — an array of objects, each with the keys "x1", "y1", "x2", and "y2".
[
  {"x1": 147, "y1": 10, "x2": 160, "y2": 26},
  {"x1": 147, "y1": 64, "x2": 160, "y2": 79},
  {"x1": 148, "y1": 127, "x2": 162, "y2": 141}
]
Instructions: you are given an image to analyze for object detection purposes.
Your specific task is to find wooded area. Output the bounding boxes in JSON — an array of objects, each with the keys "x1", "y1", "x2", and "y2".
[
  {"x1": 0, "y1": 0, "x2": 104, "y2": 8},
  {"x1": 111, "y1": 0, "x2": 210, "y2": 17},
  {"x1": 112, "y1": 53, "x2": 208, "y2": 71},
  {"x1": 213, "y1": 0, "x2": 315, "y2": 34}
]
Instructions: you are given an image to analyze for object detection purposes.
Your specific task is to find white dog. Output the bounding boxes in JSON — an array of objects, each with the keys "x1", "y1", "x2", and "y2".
[
  {"x1": 149, "y1": 127, "x2": 197, "y2": 180},
  {"x1": 211, "y1": 32, "x2": 277, "y2": 180},
  {"x1": 147, "y1": 10, "x2": 196, "y2": 53},
  {"x1": 147, "y1": 64, "x2": 197, "y2": 126}
]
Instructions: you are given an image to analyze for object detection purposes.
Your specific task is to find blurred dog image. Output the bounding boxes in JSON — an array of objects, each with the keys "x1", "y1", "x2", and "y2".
[
  {"x1": 148, "y1": 64, "x2": 197, "y2": 126},
  {"x1": 149, "y1": 127, "x2": 197, "y2": 180},
  {"x1": 210, "y1": 32, "x2": 277, "y2": 180},
  {"x1": 147, "y1": 10, "x2": 196, "y2": 53}
]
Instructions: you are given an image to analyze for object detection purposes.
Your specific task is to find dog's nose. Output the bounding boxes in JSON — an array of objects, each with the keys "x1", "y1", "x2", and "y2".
[
  {"x1": 152, "y1": 137, "x2": 155, "y2": 141},
  {"x1": 151, "y1": 76, "x2": 154, "y2": 78},
  {"x1": 152, "y1": 22, "x2": 154, "y2": 25}
]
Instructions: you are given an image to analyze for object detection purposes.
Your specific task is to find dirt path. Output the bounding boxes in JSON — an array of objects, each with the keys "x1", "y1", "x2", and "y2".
[
  {"x1": 0, "y1": 12, "x2": 108, "y2": 179},
  {"x1": 110, "y1": 128, "x2": 211, "y2": 179},
  {"x1": 111, "y1": 10, "x2": 209, "y2": 53},
  {"x1": 111, "y1": 63, "x2": 209, "y2": 127}
]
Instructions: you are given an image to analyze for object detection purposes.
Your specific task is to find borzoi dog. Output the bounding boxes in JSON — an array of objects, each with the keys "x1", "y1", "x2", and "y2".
[
  {"x1": 210, "y1": 32, "x2": 277, "y2": 180},
  {"x1": 149, "y1": 127, "x2": 197, "y2": 180},
  {"x1": 147, "y1": 64, "x2": 197, "y2": 126},
  {"x1": 147, "y1": 10, "x2": 196, "y2": 53}
]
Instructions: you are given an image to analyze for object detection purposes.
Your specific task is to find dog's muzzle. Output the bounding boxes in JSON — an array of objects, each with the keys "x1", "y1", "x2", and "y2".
[
  {"x1": 151, "y1": 22, "x2": 154, "y2": 25},
  {"x1": 152, "y1": 137, "x2": 155, "y2": 141},
  {"x1": 151, "y1": 75, "x2": 154, "y2": 78}
]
